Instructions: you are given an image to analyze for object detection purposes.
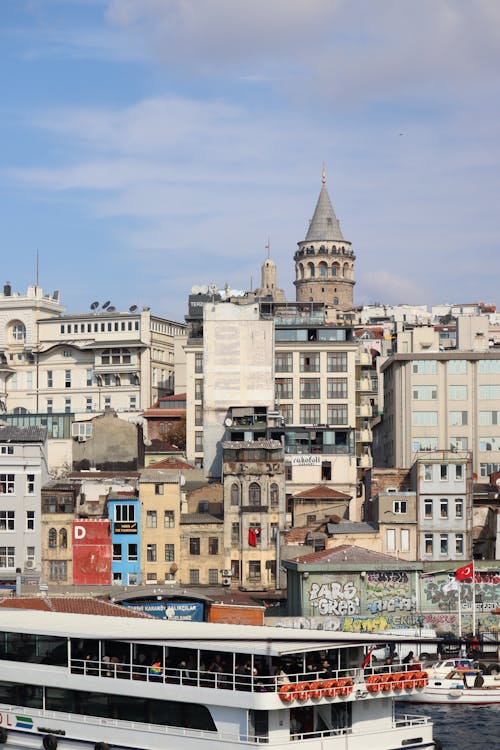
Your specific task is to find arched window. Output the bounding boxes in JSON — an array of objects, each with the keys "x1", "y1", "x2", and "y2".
[
  {"x1": 333, "y1": 297, "x2": 339, "y2": 305},
  {"x1": 319, "y1": 262, "x2": 327, "y2": 277},
  {"x1": 307, "y1": 262, "x2": 315, "y2": 278},
  {"x1": 343, "y1": 262, "x2": 350, "y2": 277},
  {"x1": 230, "y1": 483, "x2": 240, "y2": 506},
  {"x1": 249, "y1": 482, "x2": 261, "y2": 506},
  {"x1": 332, "y1": 245, "x2": 337, "y2": 253},
  {"x1": 48, "y1": 528, "x2": 57, "y2": 548},
  {"x1": 270, "y1": 483, "x2": 279, "y2": 506},
  {"x1": 8, "y1": 320, "x2": 26, "y2": 343},
  {"x1": 59, "y1": 528, "x2": 68, "y2": 549},
  {"x1": 298, "y1": 262, "x2": 305, "y2": 279}
]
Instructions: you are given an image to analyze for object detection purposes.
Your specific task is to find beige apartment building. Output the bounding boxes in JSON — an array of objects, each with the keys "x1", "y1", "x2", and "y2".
[{"x1": 139, "y1": 471, "x2": 182, "y2": 585}]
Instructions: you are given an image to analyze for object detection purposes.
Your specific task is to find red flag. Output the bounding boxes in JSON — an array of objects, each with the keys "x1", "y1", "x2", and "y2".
[
  {"x1": 361, "y1": 647, "x2": 375, "y2": 668},
  {"x1": 455, "y1": 563, "x2": 473, "y2": 581},
  {"x1": 248, "y1": 528, "x2": 257, "y2": 547}
]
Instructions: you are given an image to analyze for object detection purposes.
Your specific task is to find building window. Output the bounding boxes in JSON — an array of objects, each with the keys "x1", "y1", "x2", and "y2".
[
  {"x1": 230, "y1": 483, "x2": 239, "y2": 506},
  {"x1": 479, "y1": 385, "x2": 500, "y2": 399},
  {"x1": 231, "y1": 522, "x2": 240, "y2": 544},
  {"x1": 128, "y1": 544, "x2": 138, "y2": 561},
  {"x1": 26, "y1": 546, "x2": 35, "y2": 562},
  {"x1": 195, "y1": 405, "x2": 203, "y2": 426},
  {"x1": 231, "y1": 559, "x2": 240, "y2": 580},
  {"x1": 275, "y1": 378, "x2": 293, "y2": 400},
  {"x1": 424, "y1": 499, "x2": 433, "y2": 518},
  {"x1": 115, "y1": 504, "x2": 135, "y2": 522},
  {"x1": 424, "y1": 534, "x2": 433, "y2": 554},
  {"x1": 455, "y1": 465, "x2": 464, "y2": 480},
  {"x1": 480, "y1": 462, "x2": 500, "y2": 477},
  {"x1": 164, "y1": 510, "x2": 175, "y2": 528},
  {"x1": 449, "y1": 410, "x2": 468, "y2": 426},
  {"x1": 456, "y1": 534, "x2": 464, "y2": 555},
  {"x1": 412, "y1": 385, "x2": 437, "y2": 400},
  {"x1": 48, "y1": 528, "x2": 57, "y2": 548},
  {"x1": 0, "y1": 475, "x2": 15, "y2": 494},
  {"x1": 449, "y1": 437, "x2": 468, "y2": 450},
  {"x1": 300, "y1": 352, "x2": 320, "y2": 372},
  {"x1": 195, "y1": 433, "x2": 203, "y2": 452},
  {"x1": 278, "y1": 404, "x2": 293, "y2": 423},
  {"x1": 189, "y1": 569, "x2": 200, "y2": 584},
  {"x1": 189, "y1": 538, "x2": 200, "y2": 555},
  {"x1": 327, "y1": 378, "x2": 348, "y2": 399},
  {"x1": 322, "y1": 461, "x2": 331, "y2": 480},
  {"x1": 113, "y1": 544, "x2": 122, "y2": 561},
  {"x1": 327, "y1": 404, "x2": 348, "y2": 425},
  {"x1": 440, "y1": 499, "x2": 448, "y2": 518},
  {"x1": 449, "y1": 385, "x2": 468, "y2": 400},
  {"x1": 195, "y1": 353, "x2": 203, "y2": 373},
  {"x1": 440, "y1": 534, "x2": 448, "y2": 555},
  {"x1": 101, "y1": 348, "x2": 131, "y2": 365},
  {"x1": 0, "y1": 511, "x2": 15, "y2": 531},
  {"x1": 194, "y1": 379, "x2": 203, "y2": 400},
  {"x1": 208, "y1": 537, "x2": 219, "y2": 555},
  {"x1": 479, "y1": 410, "x2": 500, "y2": 425},
  {"x1": 11, "y1": 321, "x2": 26, "y2": 342},
  {"x1": 129, "y1": 396, "x2": 137, "y2": 410},
  {"x1": 448, "y1": 360, "x2": 467, "y2": 374},
  {"x1": 86, "y1": 369, "x2": 93, "y2": 387},
  {"x1": 400, "y1": 529, "x2": 410, "y2": 552},
  {"x1": 413, "y1": 438, "x2": 438, "y2": 451},
  {"x1": 440, "y1": 465, "x2": 448, "y2": 481},
  {"x1": 154, "y1": 484, "x2": 164, "y2": 495},
  {"x1": 0, "y1": 446, "x2": 13, "y2": 455},
  {"x1": 275, "y1": 352, "x2": 293, "y2": 372},
  {"x1": 386, "y1": 528, "x2": 396, "y2": 552},
  {"x1": 327, "y1": 352, "x2": 347, "y2": 372},
  {"x1": 65, "y1": 370, "x2": 71, "y2": 388},
  {"x1": 306, "y1": 514, "x2": 317, "y2": 524},
  {"x1": 269, "y1": 483, "x2": 279, "y2": 506},
  {"x1": 300, "y1": 377, "x2": 321, "y2": 399},
  {"x1": 49, "y1": 560, "x2": 67, "y2": 581},
  {"x1": 208, "y1": 568, "x2": 218, "y2": 584},
  {"x1": 59, "y1": 528, "x2": 67, "y2": 548},
  {"x1": 147, "y1": 544, "x2": 157, "y2": 562},
  {"x1": 299, "y1": 404, "x2": 320, "y2": 424},
  {"x1": 146, "y1": 510, "x2": 157, "y2": 528},
  {"x1": 455, "y1": 499, "x2": 463, "y2": 519},
  {"x1": 393, "y1": 500, "x2": 407, "y2": 514},
  {"x1": 26, "y1": 474, "x2": 35, "y2": 495},
  {"x1": 248, "y1": 483, "x2": 261, "y2": 506},
  {"x1": 65, "y1": 398, "x2": 71, "y2": 414},
  {"x1": 165, "y1": 544, "x2": 175, "y2": 562},
  {"x1": 26, "y1": 510, "x2": 35, "y2": 531},
  {"x1": 412, "y1": 411, "x2": 438, "y2": 426},
  {"x1": 47, "y1": 370, "x2": 53, "y2": 388},
  {"x1": 46, "y1": 398, "x2": 53, "y2": 414},
  {"x1": 104, "y1": 397, "x2": 111, "y2": 408},
  {"x1": 248, "y1": 561, "x2": 261, "y2": 581},
  {"x1": 412, "y1": 360, "x2": 437, "y2": 374}
]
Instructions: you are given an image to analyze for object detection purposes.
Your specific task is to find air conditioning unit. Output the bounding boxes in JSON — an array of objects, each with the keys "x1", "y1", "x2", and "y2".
[
  {"x1": 25, "y1": 560, "x2": 35, "y2": 569},
  {"x1": 221, "y1": 569, "x2": 232, "y2": 577},
  {"x1": 386, "y1": 487, "x2": 397, "y2": 494},
  {"x1": 222, "y1": 577, "x2": 231, "y2": 586},
  {"x1": 78, "y1": 436, "x2": 86, "y2": 443}
]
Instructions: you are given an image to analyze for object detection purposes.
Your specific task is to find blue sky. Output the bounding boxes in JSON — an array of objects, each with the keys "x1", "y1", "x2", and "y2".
[{"x1": 1, "y1": 0, "x2": 499, "y2": 322}]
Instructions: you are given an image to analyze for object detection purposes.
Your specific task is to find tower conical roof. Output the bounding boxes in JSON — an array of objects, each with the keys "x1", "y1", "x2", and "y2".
[{"x1": 304, "y1": 172, "x2": 344, "y2": 243}]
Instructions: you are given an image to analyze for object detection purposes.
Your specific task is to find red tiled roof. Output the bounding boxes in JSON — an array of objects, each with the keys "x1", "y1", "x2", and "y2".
[
  {"x1": 291, "y1": 485, "x2": 351, "y2": 500},
  {"x1": 147, "y1": 457, "x2": 195, "y2": 469},
  {"x1": 0, "y1": 596, "x2": 152, "y2": 618},
  {"x1": 290, "y1": 544, "x2": 401, "y2": 565}
]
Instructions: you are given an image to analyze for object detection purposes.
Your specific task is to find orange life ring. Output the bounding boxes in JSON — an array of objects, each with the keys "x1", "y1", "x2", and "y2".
[
  {"x1": 278, "y1": 684, "x2": 296, "y2": 702},
  {"x1": 309, "y1": 681, "x2": 323, "y2": 699},
  {"x1": 324, "y1": 679, "x2": 338, "y2": 697},
  {"x1": 297, "y1": 682, "x2": 311, "y2": 701}
]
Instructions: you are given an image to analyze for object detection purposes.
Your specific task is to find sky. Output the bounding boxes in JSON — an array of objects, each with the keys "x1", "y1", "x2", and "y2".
[{"x1": 1, "y1": 0, "x2": 499, "y2": 322}]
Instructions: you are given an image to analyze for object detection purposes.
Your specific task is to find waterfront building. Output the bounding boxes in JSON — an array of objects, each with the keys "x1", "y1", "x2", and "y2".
[{"x1": 139, "y1": 470, "x2": 182, "y2": 585}]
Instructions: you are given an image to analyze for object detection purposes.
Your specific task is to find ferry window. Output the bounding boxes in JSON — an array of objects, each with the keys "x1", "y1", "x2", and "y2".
[{"x1": 0, "y1": 680, "x2": 42, "y2": 708}]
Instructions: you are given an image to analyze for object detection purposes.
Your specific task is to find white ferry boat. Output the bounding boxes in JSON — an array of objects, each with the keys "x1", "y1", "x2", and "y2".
[
  {"x1": 396, "y1": 659, "x2": 500, "y2": 705},
  {"x1": 0, "y1": 609, "x2": 437, "y2": 750}
]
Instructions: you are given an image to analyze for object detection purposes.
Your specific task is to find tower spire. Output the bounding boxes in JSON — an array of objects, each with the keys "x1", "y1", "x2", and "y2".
[{"x1": 322, "y1": 163, "x2": 326, "y2": 185}]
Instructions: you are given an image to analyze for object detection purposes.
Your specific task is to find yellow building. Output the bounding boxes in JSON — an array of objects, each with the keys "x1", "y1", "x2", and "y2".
[{"x1": 139, "y1": 469, "x2": 182, "y2": 585}]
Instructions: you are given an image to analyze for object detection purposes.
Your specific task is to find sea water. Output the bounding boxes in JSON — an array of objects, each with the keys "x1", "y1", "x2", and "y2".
[{"x1": 396, "y1": 704, "x2": 500, "y2": 749}]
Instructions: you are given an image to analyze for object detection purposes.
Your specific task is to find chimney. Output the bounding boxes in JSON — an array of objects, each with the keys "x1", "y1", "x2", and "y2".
[{"x1": 3, "y1": 282, "x2": 12, "y2": 297}]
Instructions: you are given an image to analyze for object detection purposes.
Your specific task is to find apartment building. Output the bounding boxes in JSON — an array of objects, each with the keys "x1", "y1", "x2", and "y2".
[
  {"x1": 139, "y1": 470, "x2": 182, "y2": 585},
  {"x1": 0, "y1": 282, "x2": 185, "y2": 419},
  {"x1": 0, "y1": 425, "x2": 48, "y2": 581}
]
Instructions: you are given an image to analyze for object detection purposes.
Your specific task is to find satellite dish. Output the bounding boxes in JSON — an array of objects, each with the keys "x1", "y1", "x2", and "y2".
[
  {"x1": 129, "y1": 305, "x2": 138, "y2": 313},
  {"x1": 199, "y1": 285, "x2": 209, "y2": 294},
  {"x1": 102, "y1": 301, "x2": 111, "y2": 309},
  {"x1": 224, "y1": 417, "x2": 233, "y2": 427},
  {"x1": 107, "y1": 306, "x2": 116, "y2": 312},
  {"x1": 191, "y1": 285, "x2": 201, "y2": 294},
  {"x1": 90, "y1": 301, "x2": 99, "y2": 310},
  {"x1": 208, "y1": 283, "x2": 217, "y2": 295}
]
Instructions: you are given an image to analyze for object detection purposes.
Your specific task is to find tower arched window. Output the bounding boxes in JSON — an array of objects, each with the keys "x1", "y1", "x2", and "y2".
[
  {"x1": 307, "y1": 262, "x2": 315, "y2": 278},
  {"x1": 319, "y1": 262, "x2": 327, "y2": 277},
  {"x1": 48, "y1": 528, "x2": 57, "y2": 548},
  {"x1": 270, "y1": 483, "x2": 279, "y2": 506},
  {"x1": 230, "y1": 483, "x2": 240, "y2": 506},
  {"x1": 249, "y1": 482, "x2": 261, "y2": 506},
  {"x1": 59, "y1": 528, "x2": 68, "y2": 549},
  {"x1": 333, "y1": 297, "x2": 339, "y2": 305},
  {"x1": 332, "y1": 245, "x2": 337, "y2": 253},
  {"x1": 343, "y1": 262, "x2": 350, "y2": 278},
  {"x1": 298, "y1": 262, "x2": 305, "y2": 279}
]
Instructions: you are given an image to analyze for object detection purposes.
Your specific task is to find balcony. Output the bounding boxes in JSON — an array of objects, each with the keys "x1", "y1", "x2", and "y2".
[
  {"x1": 356, "y1": 429, "x2": 373, "y2": 443},
  {"x1": 356, "y1": 403, "x2": 372, "y2": 418},
  {"x1": 356, "y1": 351, "x2": 372, "y2": 367},
  {"x1": 357, "y1": 378, "x2": 372, "y2": 392},
  {"x1": 358, "y1": 452, "x2": 373, "y2": 468}
]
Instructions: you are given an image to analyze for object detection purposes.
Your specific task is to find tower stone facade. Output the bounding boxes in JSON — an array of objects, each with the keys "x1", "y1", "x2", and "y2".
[{"x1": 294, "y1": 170, "x2": 355, "y2": 309}]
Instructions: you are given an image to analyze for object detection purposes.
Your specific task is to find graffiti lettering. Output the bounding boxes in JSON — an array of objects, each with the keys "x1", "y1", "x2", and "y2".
[
  {"x1": 309, "y1": 581, "x2": 360, "y2": 616},
  {"x1": 365, "y1": 597, "x2": 414, "y2": 615},
  {"x1": 343, "y1": 616, "x2": 389, "y2": 633},
  {"x1": 367, "y1": 571, "x2": 409, "y2": 583}
]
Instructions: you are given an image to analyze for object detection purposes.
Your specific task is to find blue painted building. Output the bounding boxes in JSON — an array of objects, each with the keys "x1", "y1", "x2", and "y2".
[{"x1": 108, "y1": 492, "x2": 141, "y2": 585}]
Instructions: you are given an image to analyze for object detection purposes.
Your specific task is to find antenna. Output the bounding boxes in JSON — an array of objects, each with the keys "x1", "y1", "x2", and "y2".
[
  {"x1": 90, "y1": 301, "x2": 99, "y2": 310},
  {"x1": 266, "y1": 237, "x2": 270, "y2": 259},
  {"x1": 102, "y1": 301, "x2": 111, "y2": 310},
  {"x1": 129, "y1": 305, "x2": 138, "y2": 313}
]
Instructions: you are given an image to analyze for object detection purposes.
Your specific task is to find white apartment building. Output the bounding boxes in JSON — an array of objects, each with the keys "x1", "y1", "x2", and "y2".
[
  {"x1": 0, "y1": 425, "x2": 49, "y2": 580},
  {"x1": 0, "y1": 282, "x2": 185, "y2": 420}
]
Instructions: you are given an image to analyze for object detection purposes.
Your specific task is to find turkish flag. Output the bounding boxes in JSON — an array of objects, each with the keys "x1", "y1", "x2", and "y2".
[
  {"x1": 455, "y1": 563, "x2": 473, "y2": 581},
  {"x1": 248, "y1": 528, "x2": 257, "y2": 547}
]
